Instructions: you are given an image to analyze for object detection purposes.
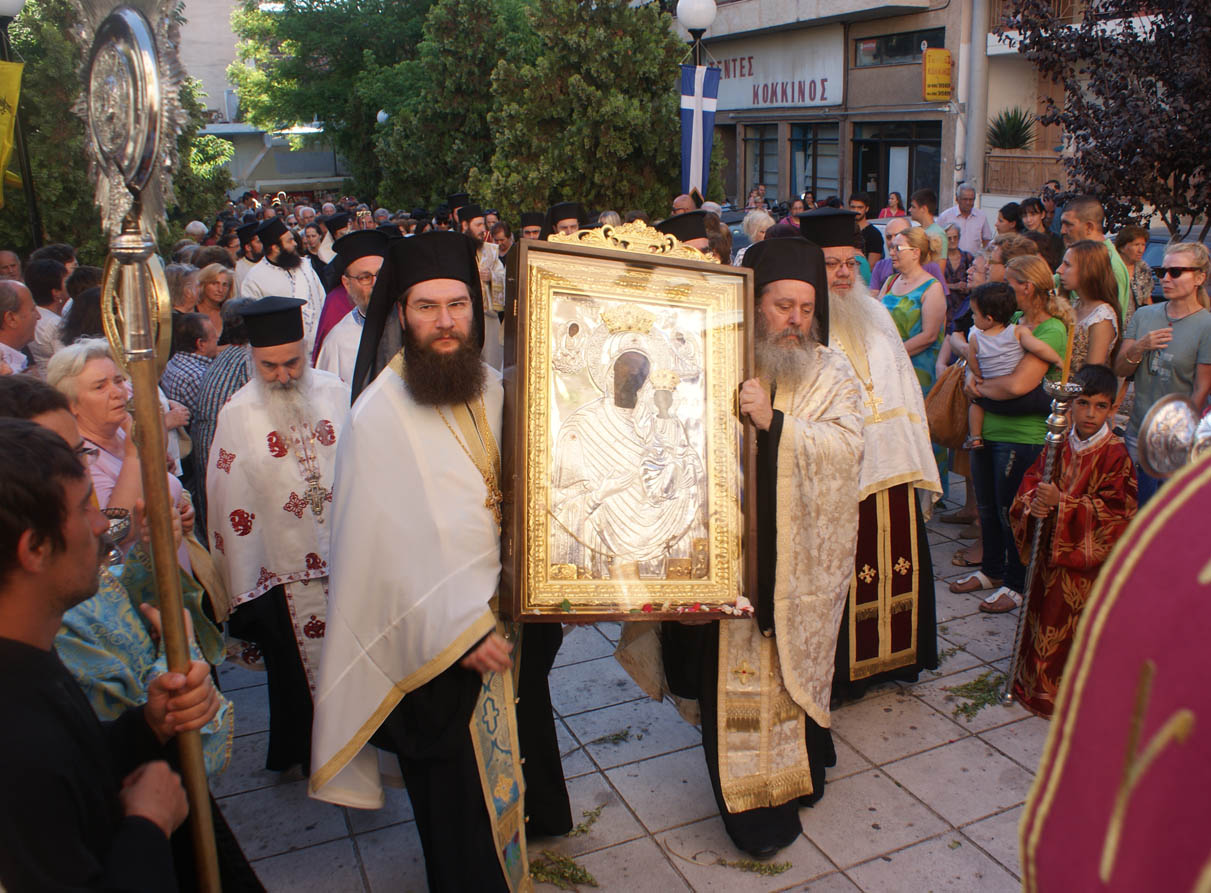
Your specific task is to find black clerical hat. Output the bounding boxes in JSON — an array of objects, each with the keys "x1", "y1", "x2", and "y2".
[
  {"x1": 376, "y1": 223, "x2": 403, "y2": 238},
  {"x1": 236, "y1": 221, "x2": 260, "y2": 248},
  {"x1": 324, "y1": 211, "x2": 351, "y2": 233},
  {"x1": 459, "y1": 204, "x2": 485, "y2": 223},
  {"x1": 257, "y1": 217, "x2": 288, "y2": 247},
  {"x1": 351, "y1": 231, "x2": 486, "y2": 402},
  {"x1": 542, "y1": 201, "x2": 585, "y2": 239},
  {"x1": 519, "y1": 211, "x2": 544, "y2": 229},
  {"x1": 654, "y1": 210, "x2": 710, "y2": 244},
  {"x1": 796, "y1": 208, "x2": 860, "y2": 248},
  {"x1": 241, "y1": 296, "x2": 306, "y2": 347},
  {"x1": 333, "y1": 230, "x2": 389, "y2": 263},
  {"x1": 412, "y1": 207, "x2": 429, "y2": 220},
  {"x1": 447, "y1": 192, "x2": 470, "y2": 213},
  {"x1": 741, "y1": 237, "x2": 830, "y2": 344}
]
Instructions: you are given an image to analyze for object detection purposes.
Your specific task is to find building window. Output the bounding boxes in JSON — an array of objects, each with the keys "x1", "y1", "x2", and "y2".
[
  {"x1": 789, "y1": 123, "x2": 840, "y2": 203},
  {"x1": 851, "y1": 121, "x2": 942, "y2": 216},
  {"x1": 854, "y1": 28, "x2": 944, "y2": 68},
  {"x1": 744, "y1": 124, "x2": 779, "y2": 198}
]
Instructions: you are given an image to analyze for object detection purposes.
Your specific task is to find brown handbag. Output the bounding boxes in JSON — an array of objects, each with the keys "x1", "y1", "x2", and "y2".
[{"x1": 924, "y1": 359, "x2": 970, "y2": 449}]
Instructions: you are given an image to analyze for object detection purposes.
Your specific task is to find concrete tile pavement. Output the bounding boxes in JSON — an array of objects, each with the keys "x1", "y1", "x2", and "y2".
[{"x1": 214, "y1": 502, "x2": 1040, "y2": 891}]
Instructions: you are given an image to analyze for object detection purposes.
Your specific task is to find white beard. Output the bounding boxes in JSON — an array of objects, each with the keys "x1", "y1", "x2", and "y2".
[
  {"x1": 755, "y1": 333, "x2": 817, "y2": 389},
  {"x1": 251, "y1": 363, "x2": 314, "y2": 434}
]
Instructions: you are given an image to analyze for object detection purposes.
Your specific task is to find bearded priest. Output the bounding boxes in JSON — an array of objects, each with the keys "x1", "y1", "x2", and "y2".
[
  {"x1": 239, "y1": 217, "x2": 327, "y2": 350},
  {"x1": 657, "y1": 237, "x2": 864, "y2": 858},
  {"x1": 797, "y1": 208, "x2": 942, "y2": 700},
  {"x1": 310, "y1": 232, "x2": 563, "y2": 892},
  {"x1": 207, "y1": 296, "x2": 350, "y2": 774}
]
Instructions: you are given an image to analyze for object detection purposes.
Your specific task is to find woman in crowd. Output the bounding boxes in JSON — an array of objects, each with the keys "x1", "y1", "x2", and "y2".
[
  {"x1": 950, "y1": 271, "x2": 1070, "y2": 611},
  {"x1": 58, "y1": 285, "x2": 104, "y2": 345},
  {"x1": 47, "y1": 339, "x2": 194, "y2": 568},
  {"x1": 943, "y1": 222, "x2": 974, "y2": 307},
  {"x1": 881, "y1": 226, "x2": 947, "y2": 394},
  {"x1": 195, "y1": 263, "x2": 233, "y2": 344},
  {"x1": 995, "y1": 202, "x2": 1025, "y2": 234},
  {"x1": 1115, "y1": 242, "x2": 1211, "y2": 505},
  {"x1": 986, "y1": 232, "x2": 1039, "y2": 284},
  {"x1": 780, "y1": 196, "x2": 806, "y2": 228},
  {"x1": 1019, "y1": 197, "x2": 1065, "y2": 269},
  {"x1": 734, "y1": 209, "x2": 774, "y2": 265},
  {"x1": 1057, "y1": 240, "x2": 1121, "y2": 370},
  {"x1": 1115, "y1": 224, "x2": 1155, "y2": 325},
  {"x1": 165, "y1": 262, "x2": 199, "y2": 313},
  {"x1": 879, "y1": 191, "x2": 907, "y2": 218}
]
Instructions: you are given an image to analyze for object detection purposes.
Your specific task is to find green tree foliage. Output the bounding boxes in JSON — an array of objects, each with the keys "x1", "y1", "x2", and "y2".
[
  {"x1": 470, "y1": 0, "x2": 685, "y2": 218},
  {"x1": 229, "y1": 0, "x2": 433, "y2": 199},
  {"x1": 0, "y1": 0, "x2": 234, "y2": 261},
  {"x1": 373, "y1": 0, "x2": 538, "y2": 210},
  {"x1": 1000, "y1": 0, "x2": 1211, "y2": 239}
]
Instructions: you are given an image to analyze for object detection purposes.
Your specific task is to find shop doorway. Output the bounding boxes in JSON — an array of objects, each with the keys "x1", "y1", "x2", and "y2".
[{"x1": 852, "y1": 121, "x2": 942, "y2": 215}]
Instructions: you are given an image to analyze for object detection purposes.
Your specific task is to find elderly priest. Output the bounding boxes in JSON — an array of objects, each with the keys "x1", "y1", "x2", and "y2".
[
  {"x1": 797, "y1": 208, "x2": 942, "y2": 699},
  {"x1": 653, "y1": 237, "x2": 864, "y2": 858}
]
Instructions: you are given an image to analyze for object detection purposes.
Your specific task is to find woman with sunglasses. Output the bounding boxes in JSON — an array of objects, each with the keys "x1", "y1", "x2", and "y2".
[{"x1": 1115, "y1": 242, "x2": 1211, "y2": 504}]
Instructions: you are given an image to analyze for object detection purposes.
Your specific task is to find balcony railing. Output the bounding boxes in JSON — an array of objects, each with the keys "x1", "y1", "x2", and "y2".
[
  {"x1": 992, "y1": 0, "x2": 1087, "y2": 27},
  {"x1": 984, "y1": 150, "x2": 1067, "y2": 196}
]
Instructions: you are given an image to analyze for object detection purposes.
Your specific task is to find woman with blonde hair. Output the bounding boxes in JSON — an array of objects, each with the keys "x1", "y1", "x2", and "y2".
[
  {"x1": 195, "y1": 263, "x2": 233, "y2": 343},
  {"x1": 734, "y1": 209, "x2": 774, "y2": 264},
  {"x1": 882, "y1": 226, "x2": 946, "y2": 393},
  {"x1": 1057, "y1": 239, "x2": 1120, "y2": 370},
  {"x1": 1115, "y1": 241, "x2": 1211, "y2": 504}
]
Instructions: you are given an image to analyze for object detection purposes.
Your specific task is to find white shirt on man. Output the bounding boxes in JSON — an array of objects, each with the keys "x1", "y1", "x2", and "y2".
[
  {"x1": 30, "y1": 306, "x2": 62, "y2": 379},
  {"x1": 937, "y1": 204, "x2": 993, "y2": 256},
  {"x1": 239, "y1": 258, "x2": 327, "y2": 349},
  {"x1": 314, "y1": 308, "x2": 364, "y2": 385}
]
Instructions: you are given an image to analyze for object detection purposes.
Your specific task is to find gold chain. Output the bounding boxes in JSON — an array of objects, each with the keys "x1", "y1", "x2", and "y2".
[{"x1": 436, "y1": 398, "x2": 503, "y2": 529}]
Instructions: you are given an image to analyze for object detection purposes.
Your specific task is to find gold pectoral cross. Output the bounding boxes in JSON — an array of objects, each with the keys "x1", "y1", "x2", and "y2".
[
  {"x1": 863, "y1": 382, "x2": 885, "y2": 423},
  {"x1": 485, "y1": 484, "x2": 503, "y2": 527}
]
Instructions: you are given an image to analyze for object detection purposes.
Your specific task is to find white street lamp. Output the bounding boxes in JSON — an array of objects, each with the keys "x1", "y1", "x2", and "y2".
[{"x1": 676, "y1": 0, "x2": 716, "y2": 66}]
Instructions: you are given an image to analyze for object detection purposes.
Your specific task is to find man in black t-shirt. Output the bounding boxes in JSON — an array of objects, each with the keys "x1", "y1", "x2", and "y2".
[{"x1": 848, "y1": 193, "x2": 885, "y2": 266}]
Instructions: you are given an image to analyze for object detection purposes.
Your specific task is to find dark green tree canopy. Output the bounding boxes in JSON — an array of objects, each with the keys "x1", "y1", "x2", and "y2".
[{"x1": 1000, "y1": 0, "x2": 1211, "y2": 239}]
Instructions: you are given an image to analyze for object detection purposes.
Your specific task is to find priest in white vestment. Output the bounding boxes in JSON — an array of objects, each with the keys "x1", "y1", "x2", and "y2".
[
  {"x1": 207, "y1": 295, "x2": 349, "y2": 774},
  {"x1": 456, "y1": 203, "x2": 507, "y2": 369},
  {"x1": 315, "y1": 230, "x2": 387, "y2": 389},
  {"x1": 311, "y1": 232, "x2": 562, "y2": 892},
  {"x1": 798, "y1": 208, "x2": 943, "y2": 699},
  {"x1": 238, "y1": 218, "x2": 326, "y2": 351},
  {"x1": 233, "y1": 221, "x2": 261, "y2": 296},
  {"x1": 622, "y1": 237, "x2": 864, "y2": 859}
]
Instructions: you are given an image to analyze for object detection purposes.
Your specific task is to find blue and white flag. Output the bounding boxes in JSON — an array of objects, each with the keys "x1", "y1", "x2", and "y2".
[{"x1": 680, "y1": 63, "x2": 721, "y2": 198}]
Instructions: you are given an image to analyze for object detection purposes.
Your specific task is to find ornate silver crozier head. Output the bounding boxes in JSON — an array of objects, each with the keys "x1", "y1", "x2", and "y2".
[
  {"x1": 73, "y1": 0, "x2": 185, "y2": 236},
  {"x1": 1137, "y1": 394, "x2": 1211, "y2": 479}
]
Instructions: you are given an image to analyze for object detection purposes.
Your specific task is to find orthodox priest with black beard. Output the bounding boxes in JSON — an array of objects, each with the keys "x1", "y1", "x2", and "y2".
[
  {"x1": 310, "y1": 232, "x2": 568, "y2": 893},
  {"x1": 239, "y1": 217, "x2": 327, "y2": 349},
  {"x1": 642, "y1": 237, "x2": 863, "y2": 859}
]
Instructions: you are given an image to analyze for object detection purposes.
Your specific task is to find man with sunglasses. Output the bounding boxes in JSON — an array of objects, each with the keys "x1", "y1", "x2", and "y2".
[{"x1": 316, "y1": 231, "x2": 388, "y2": 388}]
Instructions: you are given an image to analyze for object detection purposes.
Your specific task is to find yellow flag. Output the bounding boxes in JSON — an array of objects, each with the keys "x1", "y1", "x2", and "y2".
[{"x1": 0, "y1": 61, "x2": 23, "y2": 210}]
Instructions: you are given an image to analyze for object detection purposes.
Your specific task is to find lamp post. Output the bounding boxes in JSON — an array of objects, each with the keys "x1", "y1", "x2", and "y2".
[
  {"x1": 676, "y1": 0, "x2": 716, "y2": 67},
  {"x1": 0, "y1": 0, "x2": 43, "y2": 249}
]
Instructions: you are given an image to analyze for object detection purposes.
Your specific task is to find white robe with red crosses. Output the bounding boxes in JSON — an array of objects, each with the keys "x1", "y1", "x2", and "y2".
[{"x1": 206, "y1": 369, "x2": 350, "y2": 691}]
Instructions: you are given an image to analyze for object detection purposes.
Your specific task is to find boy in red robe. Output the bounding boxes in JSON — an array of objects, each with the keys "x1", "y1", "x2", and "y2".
[{"x1": 1007, "y1": 363, "x2": 1137, "y2": 717}]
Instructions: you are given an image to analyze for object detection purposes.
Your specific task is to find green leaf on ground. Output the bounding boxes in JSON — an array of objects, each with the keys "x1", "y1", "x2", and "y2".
[
  {"x1": 588, "y1": 728, "x2": 631, "y2": 746},
  {"x1": 719, "y1": 858, "x2": 792, "y2": 876},
  {"x1": 530, "y1": 850, "x2": 599, "y2": 890},
  {"x1": 944, "y1": 670, "x2": 1008, "y2": 721},
  {"x1": 567, "y1": 804, "x2": 604, "y2": 838}
]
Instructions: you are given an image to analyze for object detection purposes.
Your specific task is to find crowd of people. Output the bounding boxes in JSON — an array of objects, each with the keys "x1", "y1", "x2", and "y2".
[{"x1": 0, "y1": 180, "x2": 1206, "y2": 891}]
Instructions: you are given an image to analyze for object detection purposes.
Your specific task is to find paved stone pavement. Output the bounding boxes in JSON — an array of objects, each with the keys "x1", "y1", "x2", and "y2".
[{"x1": 216, "y1": 503, "x2": 1041, "y2": 891}]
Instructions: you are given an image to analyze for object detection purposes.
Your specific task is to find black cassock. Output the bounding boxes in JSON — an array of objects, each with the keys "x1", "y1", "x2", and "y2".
[
  {"x1": 661, "y1": 410, "x2": 836, "y2": 855},
  {"x1": 370, "y1": 624, "x2": 571, "y2": 892},
  {"x1": 0, "y1": 637, "x2": 261, "y2": 893}
]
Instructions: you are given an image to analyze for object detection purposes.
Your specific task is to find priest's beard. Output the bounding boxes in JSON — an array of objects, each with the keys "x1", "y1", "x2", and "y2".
[
  {"x1": 402, "y1": 325, "x2": 485, "y2": 406},
  {"x1": 827, "y1": 273, "x2": 872, "y2": 336},
  {"x1": 252, "y1": 363, "x2": 314, "y2": 433},
  {"x1": 755, "y1": 313, "x2": 817, "y2": 389},
  {"x1": 268, "y1": 246, "x2": 303, "y2": 270}
]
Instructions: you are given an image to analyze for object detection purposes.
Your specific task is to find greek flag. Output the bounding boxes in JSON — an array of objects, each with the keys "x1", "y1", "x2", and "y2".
[{"x1": 680, "y1": 63, "x2": 720, "y2": 198}]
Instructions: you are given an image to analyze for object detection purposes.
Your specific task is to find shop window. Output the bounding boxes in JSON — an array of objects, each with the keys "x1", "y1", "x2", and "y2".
[
  {"x1": 854, "y1": 28, "x2": 944, "y2": 68},
  {"x1": 790, "y1": 123, "x2": 840, "y2": 202},
  {"x1": 744, "y1": 124, "x2": 779, "y2": 197}
]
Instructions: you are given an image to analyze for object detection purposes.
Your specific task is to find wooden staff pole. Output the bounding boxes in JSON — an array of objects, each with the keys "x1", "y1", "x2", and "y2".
[{"x1": 112, "y1": 253, "x2": 221, "y2": 892}]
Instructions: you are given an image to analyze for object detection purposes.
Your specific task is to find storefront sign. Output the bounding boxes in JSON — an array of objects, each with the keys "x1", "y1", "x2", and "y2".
[
  {"x1": 709, "y1": 25, "x2": 844, "y2": 111},
  {"x1": 922, "y1": 48, "x2": 952, "y2": 102}
]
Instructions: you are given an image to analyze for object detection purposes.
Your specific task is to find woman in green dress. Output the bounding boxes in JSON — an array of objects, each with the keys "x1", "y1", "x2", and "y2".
[{"x1": 880, "y1": 225, "x2": 947, "y2": 393}]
